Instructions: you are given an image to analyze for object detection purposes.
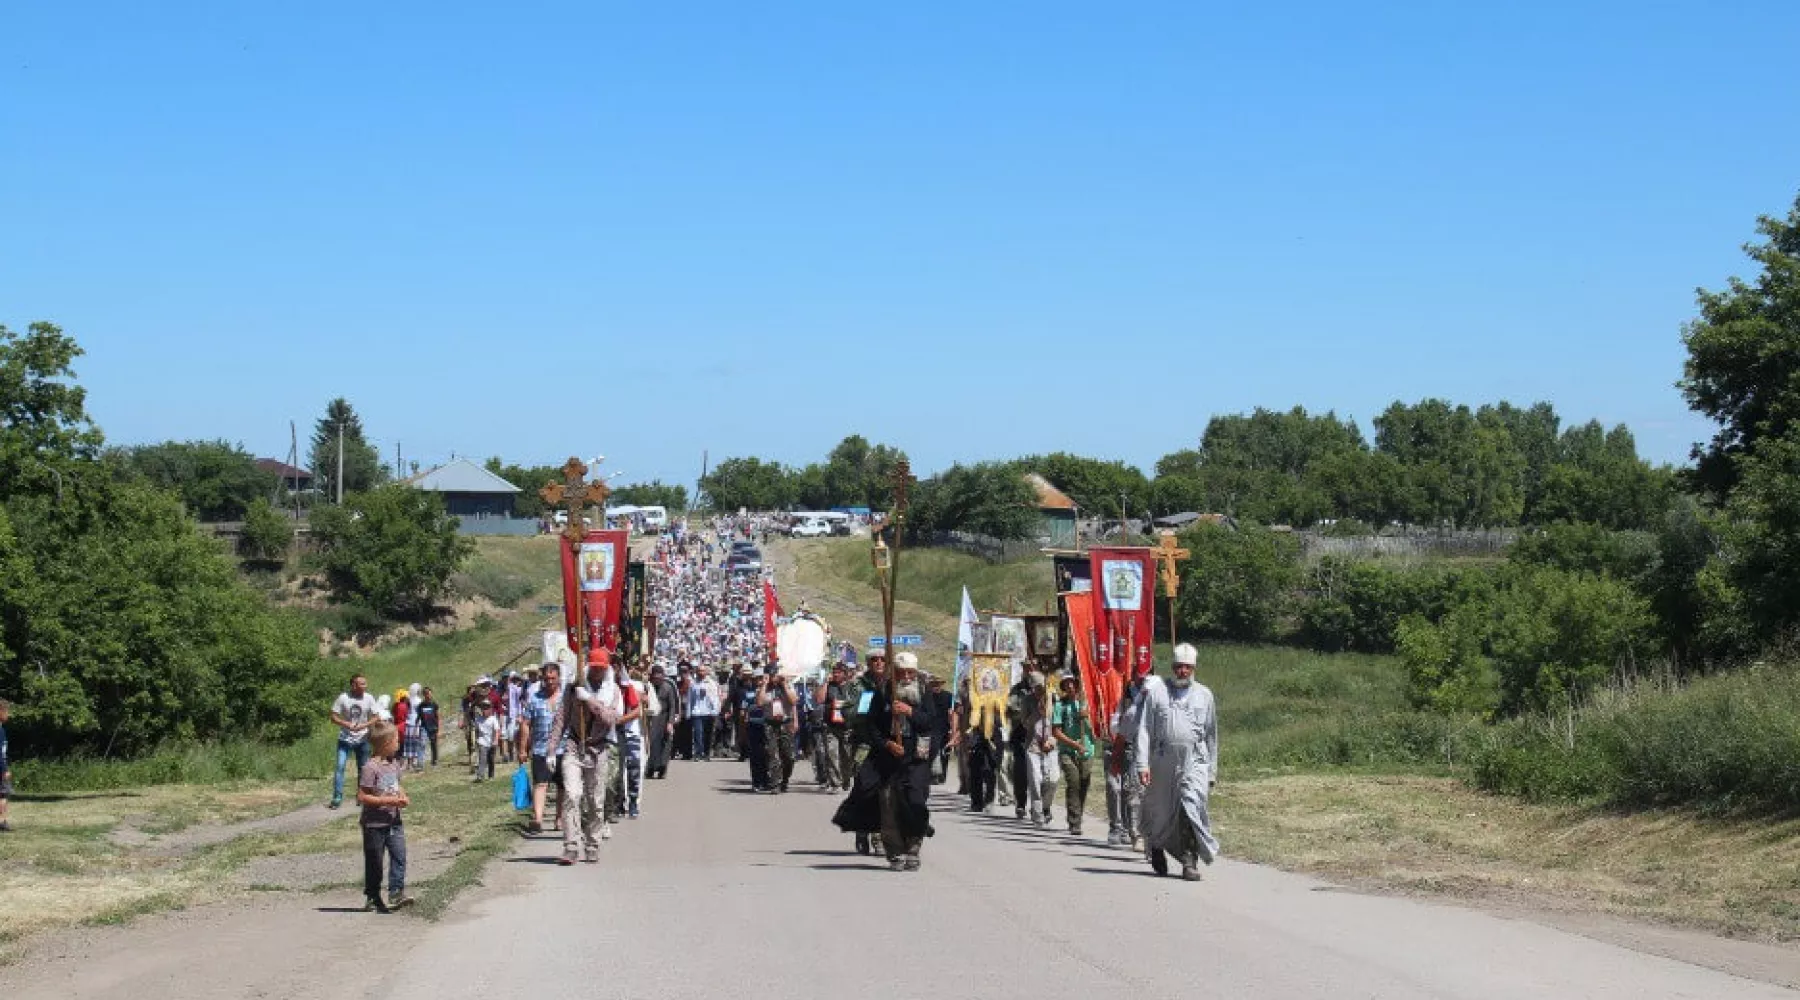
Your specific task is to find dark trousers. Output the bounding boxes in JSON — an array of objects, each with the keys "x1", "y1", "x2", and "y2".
[
  {"x1": 968, "y1": 737, "x2": 998, "y2": 810},
  {"x1": 746, "y1": 723, "x2": 770, "y2": 789},
  {"x1": 1009, "y1": 738, "x2": 1031, "y2": 813},
  {"x1": 673, "y1": 718, "x2": 693, "y2": 760},
  {"x1": 426, "y1": 729, "x2": 439, "y2": 766},
  {"x1": 361, "y1": 823, "x2": 407, "y2": 901}
]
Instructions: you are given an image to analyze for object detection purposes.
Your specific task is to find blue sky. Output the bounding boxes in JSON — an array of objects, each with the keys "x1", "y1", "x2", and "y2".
[{"x1": 4, "y1": 2, "x2": 1798, "y2": 490}]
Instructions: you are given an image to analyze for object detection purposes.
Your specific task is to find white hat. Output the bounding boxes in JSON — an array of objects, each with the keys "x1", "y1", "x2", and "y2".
[
  {"x1": 1173, "y1": 643, "x2": 1198, "y2": 666},
  {"x1": 893, "y1": 651, "x2": 919, "y2": 672}
]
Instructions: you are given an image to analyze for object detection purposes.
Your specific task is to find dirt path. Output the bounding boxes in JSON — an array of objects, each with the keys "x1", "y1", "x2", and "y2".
[{"x1": 111, "y1": 801, "x2": 346, "y2": 856}]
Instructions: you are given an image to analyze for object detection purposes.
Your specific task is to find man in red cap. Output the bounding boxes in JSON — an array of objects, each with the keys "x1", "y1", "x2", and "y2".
[{"x1": 558, "y1": 647, "x2": 623, "y2": 864}]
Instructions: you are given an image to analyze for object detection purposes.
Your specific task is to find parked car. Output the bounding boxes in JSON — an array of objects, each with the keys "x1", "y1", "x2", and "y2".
[{"x1": 792, "y1": 520, "x2": 830, "y2": 538}]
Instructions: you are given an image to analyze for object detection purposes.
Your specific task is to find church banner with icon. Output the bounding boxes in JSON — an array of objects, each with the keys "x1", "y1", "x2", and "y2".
[
  {"x1": 560, "y1": 529, "x2": 630, "y2": 654},
  {"x1": 1087, "y1": 547, "x2": 1156, "y2": 681},
  {"x1": 1063, "y1": 588, "x2": 1120, "y2": 742}
]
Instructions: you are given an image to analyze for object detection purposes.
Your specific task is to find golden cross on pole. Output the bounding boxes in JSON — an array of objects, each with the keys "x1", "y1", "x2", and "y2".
[
  {"x1": 870, "y1": 458, "x2": 914, "y2": 740},
  {"x1": 539, "y1": 457, "x2": 612, "y2": 544},
  {"x1": 1152, "y1": 530, "x2": 1191, "y2": 644}
]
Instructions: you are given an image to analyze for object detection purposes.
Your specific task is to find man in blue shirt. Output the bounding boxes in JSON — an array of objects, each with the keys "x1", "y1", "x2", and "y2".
[{"x1": 518, "y1": 662, "x2": 565, "y2": 834}]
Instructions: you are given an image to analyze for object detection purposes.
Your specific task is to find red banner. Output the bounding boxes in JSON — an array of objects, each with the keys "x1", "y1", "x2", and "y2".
[
  {"x1": 1064, "y1": 589, "x2": 1121, "y2": 742},
  {"x1": 1088, "y1": 546, "x2": 1157, "y2": 680},
  {"x1": 763, "y1": 579, "x2": 782, "y2": 655},
  {"x1": 559, "y1": 529, "x2": 630, "y2": 655}
]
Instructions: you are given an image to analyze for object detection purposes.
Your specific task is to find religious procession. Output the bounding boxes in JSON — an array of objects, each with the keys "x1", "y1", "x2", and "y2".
[{"x1": 484, "y1": 458, "x2": 1219, "y2": 883}]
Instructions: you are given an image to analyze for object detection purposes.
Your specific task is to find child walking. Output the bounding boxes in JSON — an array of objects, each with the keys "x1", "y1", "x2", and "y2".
[
  {"x1": 472, "y1": 701, "x2": 499, "y2": 781},
  {"x1": 357, "y1": 720, "x2": 415, "y2": 913}
]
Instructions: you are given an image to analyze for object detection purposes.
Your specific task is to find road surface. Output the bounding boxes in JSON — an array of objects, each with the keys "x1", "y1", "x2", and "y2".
[{"x1": 9, "y1": 759, "x2": 1798, "y2": 999}]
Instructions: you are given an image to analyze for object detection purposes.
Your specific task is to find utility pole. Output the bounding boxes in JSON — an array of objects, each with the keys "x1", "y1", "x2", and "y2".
[
  {"x1": 336, "y1": 421, "x2": 345, "y2": 505},
  {"x1": 396, "y1": 442, "x2": 402, "y2": 481}
]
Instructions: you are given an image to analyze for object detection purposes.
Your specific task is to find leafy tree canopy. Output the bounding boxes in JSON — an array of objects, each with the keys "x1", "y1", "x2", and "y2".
[
  {"x1": 1681, "y1": 193, "x2": 1800, "y2": 499},
  {"x1": 310, "y1": 486, "x2": 475, "y2": 619},
  {"x1": 110, "y1": 439, "x2": 277, "y2": 522}
]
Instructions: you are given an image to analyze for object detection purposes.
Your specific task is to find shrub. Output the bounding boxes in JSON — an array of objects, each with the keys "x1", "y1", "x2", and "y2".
[
  {"x1": 1174, "y1": 523, "x2": 1301, "y2": 643},
  {"x1": 1296, "y1": 559, "x2": 1448, "y2": 653},
  {"x1": 1396, "y1": 607, "x2": 1499, "y2": 716},
  {"x1": 310, "y1": 486, "x2": 475, "y2": 619},
  {"x1": 1489, "y1": 568, "x2": 1654, "y2": 714},
  {"x1": 239, "y1": 497, "x2": 294, "y2": 565}
]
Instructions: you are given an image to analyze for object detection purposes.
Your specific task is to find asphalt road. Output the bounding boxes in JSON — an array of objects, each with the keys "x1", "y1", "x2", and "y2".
[{"x1": 368, "y1": 759, "x2": 1794, "y2": 1000}]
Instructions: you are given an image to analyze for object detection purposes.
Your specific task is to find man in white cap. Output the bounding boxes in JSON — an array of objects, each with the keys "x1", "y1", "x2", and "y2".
[{"x1": 1134, "y1": 642, "x2": 1219, "y2": 882}]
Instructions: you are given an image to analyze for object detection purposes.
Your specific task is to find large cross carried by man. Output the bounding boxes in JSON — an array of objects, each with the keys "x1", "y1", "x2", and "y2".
[{"x1": 541, "y1": 457, "x2": 628, "y2": 660}]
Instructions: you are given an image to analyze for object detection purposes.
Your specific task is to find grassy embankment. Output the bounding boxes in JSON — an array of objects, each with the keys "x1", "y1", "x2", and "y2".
[
  {"x1": 778, "y1": 536, "x2": 1800, "y2": 941},
  {"x1": 0, "y1": 535, "x2": 565, "y2": 951}
]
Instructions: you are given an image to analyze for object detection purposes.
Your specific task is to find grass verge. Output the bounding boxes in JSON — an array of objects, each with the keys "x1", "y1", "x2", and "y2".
[{"x1": 0, "y1": 536, "x2": 562, "y2": 941}]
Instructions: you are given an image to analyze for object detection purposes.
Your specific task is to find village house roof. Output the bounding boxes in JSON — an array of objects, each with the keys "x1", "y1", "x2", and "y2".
[
  {"x1": 1023, "y1": 472, "x2": 1077, "y2": 511},
  {"x1": 403, "y1": 458, "x2": 521, "y2": 495},
  {"x1": 256, "y1": 458, "x2": 312, "y2": 479}
]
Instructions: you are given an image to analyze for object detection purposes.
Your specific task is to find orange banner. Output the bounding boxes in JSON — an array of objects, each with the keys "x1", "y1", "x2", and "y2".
[{"x1": 1064, "y1": 590, "x2": 1121, "y2": 742}]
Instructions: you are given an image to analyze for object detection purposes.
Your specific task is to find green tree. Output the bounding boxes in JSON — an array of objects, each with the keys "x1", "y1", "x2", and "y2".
[
  {"x1": 907, "y1": 462, "x2": 1038, "y2": 540},
  {"x1": 309, "y1": 397, "x2": 382, "y2": 502},
  {"x1": 0, "y1": 322, "x2": 331, "y2": 759},
  {"x1": 112, "y1": 439, "x2": 277, "y2": 522},
  {"x1": 699, "y1": 456, "x2": 796, "y2": 512},
  {"x1": 0, "y1": 321, "x2": 102, "y2": 500},
  {"x1": 1488, "y1": 568, "x2": 1654, "y2": 715},
  {"x1": 1015, "y1": 452, "x2": 1151, "y2": 518},
  {"x1": 239, "y1": 497, "x2": 295, "y2": 565},
  {"x1": 310, "y1": 486, "x2": 475, "y2": 618},
  {"x1": 1173, "y1": 523, "x2": 1301, "y2": 642},
  {"x1": 1680, "y1": 193, "x2": 1800, "y2": 500}
]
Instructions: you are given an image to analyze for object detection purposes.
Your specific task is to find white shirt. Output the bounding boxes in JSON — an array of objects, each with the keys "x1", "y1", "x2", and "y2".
[
  {"x1": 333, "y1": 693, "x2": 379, "y2": 745},
  {"x1": 475, "y1": 716, "x2": 500, "y2": 748}
]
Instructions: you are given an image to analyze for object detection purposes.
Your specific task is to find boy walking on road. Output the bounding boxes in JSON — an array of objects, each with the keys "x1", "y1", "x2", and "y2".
[{"x1": 357, "y1": 720, "x2": 415, "y2": 913}]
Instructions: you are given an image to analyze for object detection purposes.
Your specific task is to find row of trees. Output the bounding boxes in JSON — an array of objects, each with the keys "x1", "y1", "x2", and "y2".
[
  {"x1": 697, "y1": 409, "x2": 1672, "y2": 538},
  {"x1": 1168, "y1": 192, "x2": 1800, "y2": 709},
  {"x1": 699, "y1": 435, "x2": 910, "y2": 513}
]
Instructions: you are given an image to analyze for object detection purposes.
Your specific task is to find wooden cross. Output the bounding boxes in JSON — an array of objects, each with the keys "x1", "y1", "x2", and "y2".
[
  {"x1": 1152, "y1": 530, "x2": 1191, "y2": 597},
  {"x1": 1153, "y1": 530, "x2": 1191, "y2": 644},
  {"x1": 539, "y1": 456, "x2": 612, "y2": 543}
]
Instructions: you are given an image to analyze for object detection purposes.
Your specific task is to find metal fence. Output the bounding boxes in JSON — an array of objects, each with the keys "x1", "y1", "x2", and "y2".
[{"x1": 1298, "y1": 528, "x2": 1517, "y2": 561}]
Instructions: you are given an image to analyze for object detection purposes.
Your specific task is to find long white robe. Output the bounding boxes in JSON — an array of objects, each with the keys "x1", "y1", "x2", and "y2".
[{"x1": 1133, "y1": 676, "x2": 1220, "y2": 867}]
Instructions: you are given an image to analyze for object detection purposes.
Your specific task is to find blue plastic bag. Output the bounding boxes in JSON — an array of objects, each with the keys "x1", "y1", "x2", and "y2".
[{"x1": 512, "y1": 765, "x2": 530, "y2": 811}]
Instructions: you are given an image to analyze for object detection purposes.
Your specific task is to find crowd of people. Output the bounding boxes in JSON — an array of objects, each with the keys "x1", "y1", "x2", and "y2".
[
  {"x1": 637, "y1": 517, "x2": 1222, "y2": 881},
  {"x1": 321, "y1": 513, "x2": 1221, "y2": 910}
]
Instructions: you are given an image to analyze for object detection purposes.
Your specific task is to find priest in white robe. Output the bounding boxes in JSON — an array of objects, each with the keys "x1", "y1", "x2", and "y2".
[{"x1": 1133, "y1": 642, "x2": 1219, "y2": 881}]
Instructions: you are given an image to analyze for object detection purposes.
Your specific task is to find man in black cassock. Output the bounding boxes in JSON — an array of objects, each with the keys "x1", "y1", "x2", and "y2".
[{"x1": 831, "y1": 651, "x2": 937, "y2": 871}]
